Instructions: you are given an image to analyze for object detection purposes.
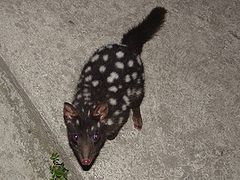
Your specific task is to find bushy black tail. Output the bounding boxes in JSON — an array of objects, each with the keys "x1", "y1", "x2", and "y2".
[{"x1": 121, "y1": 7, "x2": 167, "y2": 55}]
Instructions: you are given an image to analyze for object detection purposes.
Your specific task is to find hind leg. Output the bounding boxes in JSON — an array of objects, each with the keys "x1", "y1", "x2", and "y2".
[
  {"x1": 130, "y1": 84, "x2": 144, "y2": 130},
  {"x1": 132, "y1": 106, "x2": 143, "y2": 130},
  {"x1": 131, "y1": 89, "x2": 144, "y2": 130}
]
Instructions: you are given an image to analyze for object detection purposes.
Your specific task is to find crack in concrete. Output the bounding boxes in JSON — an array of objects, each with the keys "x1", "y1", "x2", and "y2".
[{"x1": 0, "y1": 55, "x2": 82, "y2": 180}]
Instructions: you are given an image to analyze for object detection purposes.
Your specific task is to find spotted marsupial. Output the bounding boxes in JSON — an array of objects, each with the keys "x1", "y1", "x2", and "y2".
[{"x1": 63, "y1": 7, "x2": 167, "y2": 170}]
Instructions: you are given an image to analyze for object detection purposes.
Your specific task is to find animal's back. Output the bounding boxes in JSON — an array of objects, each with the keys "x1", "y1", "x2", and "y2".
[{"x1": 73, "y1": 44, "x2": 144, "y2": 127}]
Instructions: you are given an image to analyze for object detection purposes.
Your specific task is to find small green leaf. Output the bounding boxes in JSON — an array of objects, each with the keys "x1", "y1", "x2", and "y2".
[
  {"x1": 60, "y1": 176, "x2": 66, "y2": 180},
  {"x1": 49, "y1": 152, "x2": 69, "y2": 180}
]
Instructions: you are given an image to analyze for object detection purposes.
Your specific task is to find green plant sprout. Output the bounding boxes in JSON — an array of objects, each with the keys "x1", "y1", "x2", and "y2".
[{"x1": 49, "y1": 153, "x2": 69, "y2": 180}]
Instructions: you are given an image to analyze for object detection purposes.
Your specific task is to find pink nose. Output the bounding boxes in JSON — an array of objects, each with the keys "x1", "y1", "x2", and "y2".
[{"x1": 81, "y1": 159, "x2": 92, "y2": 166}]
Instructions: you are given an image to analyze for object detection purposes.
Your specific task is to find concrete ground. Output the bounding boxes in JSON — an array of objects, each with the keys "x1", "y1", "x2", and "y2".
[{"x1": 0, "y1": 0, "x2": 239, "y2": 179}]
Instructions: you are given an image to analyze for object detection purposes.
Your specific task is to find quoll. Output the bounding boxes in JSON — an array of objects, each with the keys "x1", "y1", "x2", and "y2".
[{"x1": 63, "y1": 6, "x2": 167, "y2": 169}]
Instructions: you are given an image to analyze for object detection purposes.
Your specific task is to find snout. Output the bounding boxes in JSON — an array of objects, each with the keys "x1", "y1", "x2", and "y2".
[{"x1": 81, "y1": 158, "x2": 92, "y2": 166}]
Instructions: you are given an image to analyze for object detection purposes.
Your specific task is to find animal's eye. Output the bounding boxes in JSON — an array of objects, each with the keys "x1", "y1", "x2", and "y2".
[
  {"x1": 71, "y1": 133, "x2": 79, "y2": 142},
  {"x1": 91, "y1": 132, "x2": 100, "y2": 142}
]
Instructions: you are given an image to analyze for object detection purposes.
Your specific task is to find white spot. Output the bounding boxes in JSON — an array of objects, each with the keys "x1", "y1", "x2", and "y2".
[
  {"x1": 103, "y1": 54, "x2": 109, "y2": 61},
  {"x1": 88, "y1": 110, "x2": 91, "y2": 116},
  {"x1": 108, "y1": 86, "x2": 118, "y2": 92},
  {"x1": 136, "y1": 89, "x2": 142, "y2": 96},
  {"x1": 122, "y1": 105, "x2": 127, "y2": 111},
  {"x1": 78, "y1": 78, "x2": 83, "y2": 84},
  {"x1": 128, "y1": 60, "x2": 134, "y2": 67},
  {"x1": 107, "y1": 44, "x2": 113, "y2": 49},
  {"x1": 107, "y1": 72, "x2": 119, "y2": 83},
  {"x1": 137, "y1": 79, "x2": 141, "y2": 84},
  {"x1": 132, "y1": 72, "x2": 138, "y2": 80},
  {"x1": 107, "y1": 119, "x2": 114, "y2": 125},
  {"x1": 73, "y1": 101, "x2": 79, "y2": 106},
  {"x1": 83, "y1": 83, "x2": 90, "y2": 87},
  {"x1": 115, "y1": 62, "x2": 124, "y2": 69},
  {"x1": 127, "y1": 88, "x2": 131, "y2": 96},
  {"x1": 85, "y1": 66, "x2": 91, "y2": 73},
  {"x1": 132, "y1": 88, "x2": 136, "y2": 95},
  {"x1": 137, "y1": 56, "x2": 142, "y2": 65},
  {"x1": 125, "y1": 74, "x2": 131, "y2": 83},
  {"x1": 84, "y1": 97, "x2": 91, "y2": 101},
  {"x1": 116, "y1": 51, "x2": 124, "y2": 58},
  {"x1": 118, "y1": 117, "x2": 124, "y2": 124},
  {"x1": 97, "y1": 122, "x2": 101, "y2": 128},
  {"x1": 76, "y1": 120, "x2": 80, "y2": 125},
  {"x1": 142, "y1": 73, "x2": 145, "y2": 80},
  {"x1": 77, "y1": 94, "x2": 82, "y2": 99},
  {"x1": 91, "y1": 126, "x2": 94, "y2": 131},
  {"x1": 91, "y1": 54, "x2": 99, "y2": 62},
  {"x1": 123, "y1": 95, "x2": 130, "y2": 105},
  {"x1": 109, "y1": 98, "x2": 117, "y2": 105},
  {"x1": 99, "y1": 66, "x2": 106, "y2": 73},
  {"x1": 82, "y1": 107, "x2": 85, "y2": 112},
  {"x1": 98, "y1": 47, "x2": 104, "y2": 52},
  {"x1": 85, "y1": 75, "x2": 92, "y2": 82},
  {"x1": 119, "y1": 85, "x2": 122, "y2": 89},
  {"x1": 83, "y1": 88, "x2": 89, "y2": 93},
  {"x1": 88, "y1": 102, "x2": 93, "y2": 105},
  {"x1": 114, "y1": 110, "x2": 120, "y2": 116},
  {"x1": 92, "y1": 80, "x2": 99, "y2": 87}
]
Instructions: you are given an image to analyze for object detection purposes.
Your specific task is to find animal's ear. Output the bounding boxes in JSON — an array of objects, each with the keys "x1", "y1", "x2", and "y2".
[
  {"x1": 63, "y1": 102, "x2": 79, "y2": 122},
  {"x1": 93, "y1": 102, "x2": 108, "y2": 123}
]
